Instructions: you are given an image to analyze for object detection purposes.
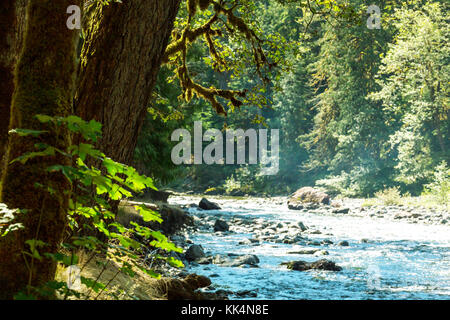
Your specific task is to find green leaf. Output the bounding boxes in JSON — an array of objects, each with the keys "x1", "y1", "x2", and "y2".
[
  {"x1": 10, "y1": 147, "x2": 56, "y2": 165},
  {"x1": 24, "y1": 239, "x2": 47, "y2": 261},
  {"x1": 135, "y1": 206, "x2": 163, "y2": 223},
  {"x1": 94, "y1": 220, "x2": 110, "y2": 237},
  {"x1": 166, "y1": 256, "x2": 185, "y2": 268},
  {"x1": 9, "y1": 128, "x2": 47, "y2": 137},
  {"x1": 35, "y1": 114, "x2": 55, "y2": 123},
  {"x1": 139, "y1": 267, "x2": 161, "y2": 279},
  {"x1": 80, "y1": 277, "x2": 106, "y2": 293},
  {"x1": 103, "y1": 158, "x2": 125, "y2": 176},
  {"x1": 70, "y1": 143, "x2": 103, "y2": 161}
]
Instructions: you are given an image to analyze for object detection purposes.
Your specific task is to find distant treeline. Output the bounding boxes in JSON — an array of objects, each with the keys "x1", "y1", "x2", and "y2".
[{"x1": 135, "y1": 0, "x2": 449, "y2": 198}]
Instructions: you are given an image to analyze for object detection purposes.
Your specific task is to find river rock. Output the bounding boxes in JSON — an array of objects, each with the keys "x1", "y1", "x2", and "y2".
[
  {"x1": 314, "y1": 250, "x2": 329, "y2": 256},
  {"x1": 297, "y1": 221, "x2": 308, "y2": 231},
  {"x1": 214, "y1": 219, "x2": 229, "y2": 232},
  {"x1": 199, "y1": 198, "x2": 221, "y2": 210},
  {"x1": 239, "y1": 238, "x2": 260, "y2": 245},
  {"x1": 287, "y1": 248, "x2": 321, "y2": 255},
  {"x1": 283, "y1": 259, "x2": 342, "y2": 272},
  {"x1": 288, "y1": 187, "x2": 330, "y2": 210},
  {"x1": 213, "y1": 254, "x2": 260, "y2": 267},
  {"x1": 332, "y1": 208, "x2": 350, "y2": 214},
  {"x1": 185, "y1": 244, "x2": 206, "y2": 261},
  {"x1": 158, "y1": 274, "x2": 212, "y2": 300},
  {"x1": 235, "y1": 290, "x2": 258, "y2": 298},
  {"x1": 338, "y1": 240, "x2": 349, "y2": 247}
]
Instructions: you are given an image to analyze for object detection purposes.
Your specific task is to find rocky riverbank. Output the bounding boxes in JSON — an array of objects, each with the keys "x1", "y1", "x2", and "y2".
[
  {"x1": 120, "y1": 193, "x2": 449, "y2": 300},
  {"x1": 175, "y1": 194, "x2": 448, "y2": 226},
  {"x1": 154, "y1": 194, "x2": 448, "y2": 299}
]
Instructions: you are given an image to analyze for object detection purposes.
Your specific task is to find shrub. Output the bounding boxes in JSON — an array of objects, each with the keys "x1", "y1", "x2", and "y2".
[
  {"x1": 423, "y1": 161, "x2": 449, "y2": 205},
  {"x1": 374, "y1": 187, "x2": 402, "y2": 206},
  {"x1": 3, "y1": 115, "x2": 183, "y2": 299}
]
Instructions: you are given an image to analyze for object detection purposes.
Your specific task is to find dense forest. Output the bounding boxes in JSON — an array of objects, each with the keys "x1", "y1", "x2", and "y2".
[
  {"x1": 0, "y1": 0, "x2": 448, "y2": 301},
  {"x1": 135, "y1": 0, "x2": 449, "y2": 199}
]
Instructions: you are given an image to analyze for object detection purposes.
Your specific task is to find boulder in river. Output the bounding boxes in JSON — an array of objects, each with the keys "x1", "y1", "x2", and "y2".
[
  {"x1": 288, "y1": 187, "x2": 330, "y2": 210},
  {"x1": 214, "y1": 219, "x2": 229, "y2": 232},
  {"x1": 199, "y1": 198, "x2": 221, "y2": 210},
  {"x1": 213, "y1": 254, "x2": 260, "y2": 267},
  {"x1": 235, "y1": 290, "x2": 258, "y2": 298},
  {"x1": 332, "y1": 208, "x2": 350, "y2": 214},
  {"x1": 296, "y1": 221, "x2": 308, "y2": 231},
  {"x1": 185, "y1": 244, "x2": 206, "y2": 261},
  {"x1": 287, "y1": 248, "x2": 321, "y2": 255},
  {"x1": 283, "y1": 259, "x2": 342, "y2": 272}
]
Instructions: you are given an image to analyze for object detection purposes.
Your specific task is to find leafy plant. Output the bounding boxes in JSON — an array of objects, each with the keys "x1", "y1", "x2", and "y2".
[
  {"x1": 7, "y1": 115, "x2": 184, "y2": 299},
  {"x1": 423, "y1": 161, "x2": 450, "y2": 206},
  {"x1": 374, "y1": 187, "x2": 402, "y2": 206}
]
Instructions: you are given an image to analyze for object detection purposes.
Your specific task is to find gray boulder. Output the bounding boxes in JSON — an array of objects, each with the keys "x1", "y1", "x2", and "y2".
[
  {"x1": 283, "y1": 259, "x2": 342, "y2": 272},
  {"x1": 338, "y1": 240, "x2": 349, "y2": 247},
  {"x1": 332, "y1": 208, "x2": 350, "y2": 214},
  {"x1": 199, "y1": 198, "x2": 221, "y2": 210},
  {"x1": 213, "y1": 254, "x2": 260, "y2": 267},
  {"x1": 297, "y1": 221, "x2": 308, "y2": 231},
  {"x1": 185, "y1": 244, "x2": 205, "y2": 261},
  {"x1": 214, "y1": 219, "x2": 229, "y2": 232}
]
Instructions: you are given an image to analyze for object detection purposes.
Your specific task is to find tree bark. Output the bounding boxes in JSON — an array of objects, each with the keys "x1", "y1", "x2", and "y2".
[
  {"x1": 75, "y1": 0, "x2": 181, "y2": 165},
  {"x1": 0, "y1": 0, "x2": 80, "y2": 299},
  {"x1": 0, "y1": 0, "x2": 27, "y2": 181}
]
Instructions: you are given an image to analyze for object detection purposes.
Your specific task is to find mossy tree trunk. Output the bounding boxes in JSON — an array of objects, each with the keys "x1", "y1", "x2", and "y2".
[
  {"x1": 0, "y1": 0, "x2": 27, "y2": 180},
  {"x1": 0, "y1": 0, "x2": 81, "y2": 299},
  {"x1": 75, "y1": 0, "x2": 181, "y2": 165}
]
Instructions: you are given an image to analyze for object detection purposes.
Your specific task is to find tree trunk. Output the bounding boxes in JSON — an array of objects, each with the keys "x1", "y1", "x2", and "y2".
[
  {"x1": 0, "y1": 0, "x2": 27, "y2": 182},
  {"x1": 75, "y1": 0, "x2": 181, "y2": 165},
  {"x1": 0, "y1": 0, "x2": 80, "y2": 299}
]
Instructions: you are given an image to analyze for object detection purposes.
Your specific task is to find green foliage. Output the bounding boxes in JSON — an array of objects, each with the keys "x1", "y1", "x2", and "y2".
[
  {"x1": 423, "y1": 161, "x2": 450, "y2": 205},
  {"x1": 375, "y1": 187, "x2": 403, "y2": 206},
  {"x1": 7, "y1": 115, "x2": 184, "y2": 299},
  {"x1": 138, "y1": 0, "x2": 447, "y2": 199},
  {"x1": 372, "y1": 1, "x2": 449, "y2": 187}
]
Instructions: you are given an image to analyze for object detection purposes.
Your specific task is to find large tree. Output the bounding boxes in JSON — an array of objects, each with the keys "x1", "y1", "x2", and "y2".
[
  {"x1": 0, "y1": 0, "x2": 81, "y2": 299},
  {"x1": 300, "y1": 0, "x2": 395, "y2": 196},
  {"x1": 373, "y1": 1, "x2": 449, "y2": 186},
  {"x1": 0, "y1": 0, "x2": 27, "y2": 179},
  {"x1": 75, "y1": 0, "x2": 181, "y2": 165}
]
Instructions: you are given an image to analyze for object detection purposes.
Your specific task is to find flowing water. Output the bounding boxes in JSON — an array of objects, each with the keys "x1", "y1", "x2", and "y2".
[{"x1": 170, "y1": 196, "x2": 450, "y2": 300}]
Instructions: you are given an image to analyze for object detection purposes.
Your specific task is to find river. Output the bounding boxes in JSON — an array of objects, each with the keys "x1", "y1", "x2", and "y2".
[{"x1": 169, "y1": 195, "x2": 450, "y2": 300}]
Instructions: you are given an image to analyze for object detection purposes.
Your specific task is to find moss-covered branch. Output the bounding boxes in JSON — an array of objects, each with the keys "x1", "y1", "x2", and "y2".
[{"x1": 163, "y1": 0, "x2": 277, "y2": 116}]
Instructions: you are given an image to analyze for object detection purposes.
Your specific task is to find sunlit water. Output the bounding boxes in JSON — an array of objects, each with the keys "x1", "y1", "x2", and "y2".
[{"x1": 170, "y1": 197, "x2": 450, "y2": 300}]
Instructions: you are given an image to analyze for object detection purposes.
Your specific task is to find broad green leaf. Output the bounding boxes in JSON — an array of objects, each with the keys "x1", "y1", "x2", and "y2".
[{"x1": 135, "y1": 206, "x2": 163, "y2": 223}]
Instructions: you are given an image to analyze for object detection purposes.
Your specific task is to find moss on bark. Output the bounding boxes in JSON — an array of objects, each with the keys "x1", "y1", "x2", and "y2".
[
  {"x1": 75, "y1": 0, "x2": 181, "y2": 165},
  {"x1": 0, "y1": 0, "x2": 81, "y2": 299},
  {"x1": 0, "y1": 0, "x2": 27, "y2": 182}
]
